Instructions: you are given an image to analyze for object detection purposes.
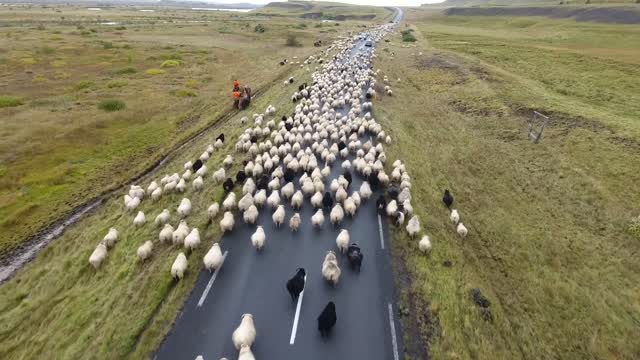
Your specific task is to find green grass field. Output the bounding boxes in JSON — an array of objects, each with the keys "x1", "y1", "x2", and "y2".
[{"x1": 376, "y1": 9, "x2": 640, "y2": 360}]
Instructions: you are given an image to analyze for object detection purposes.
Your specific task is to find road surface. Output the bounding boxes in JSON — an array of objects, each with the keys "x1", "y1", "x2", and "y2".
[{"x1": 156, "y1": 11, "x2": 404, "y2": 360}]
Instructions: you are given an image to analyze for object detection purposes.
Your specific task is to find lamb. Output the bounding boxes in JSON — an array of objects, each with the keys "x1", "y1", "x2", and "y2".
[
  {"x1": 289, "y1": 213, "x2": 301, "y2": 232},
  {"x1": 286, "y1": 268, "x2": 306, "y2": 302},
  {"x1": 249, "y1": 226, "x2": 265, "y2": 251},
  {"x1": 223, "y1": 192, "x2": 236, "y2": 211},
  {"x1": 232, "y1": 314, "x2": 256, "y2": 350},
  {"x1": 419, "y1": 235, "x2": 432, "y2": 253},
  {"x1": 126, "y1": 196, "x2": 141, "y2": 212},
  {"x1": 223, "y1": 178, "x2": 234, "y2": 193},
  {"x1": 172, "y1": 220, "x2": 190, "y2": 245},
  {"x1": 176, "y1": 178, "x2": 186, "y2": 193},
  {"x1": 330, "y1": 204, "x2": 344, "y2": 226},
  {"x1": 208, "y1": 202, "x2": 220, "y2": 221},
  {"x1": 203, "y1": 243, "x2": 224, "y2": 272},
  {"x1": 267, "y1": 190, "x2": 281, "y2": 209},
  {"x1": 159, "y1": 224, "x2": 174, "y2": 243},
  {"x1": 386, "y1": 200, "x2": 398, "y2": 217},
  {"x1": 312, "y1": 209, "x2": 325, "y2": 228},
  {"x1": 450, "y1": 209, "x2": 460, "y2": 225},
  {"x1": 184, "y1": 228, "x2": 201, "y2": 250},
  {"x1": 238, "y1": 344, "x2": 256, "y2": 360},
  {"x1": 178, "y1": 198, "x2": 192, "y2": 218},
  {"x1": 272, "y1": 205, "x2": 286, "y2": 227},
  {"x1": 317, "y1": 301, "x2": 337, "y2": 337},
  {"x1": 155, "y1": 209, "x2": 170, "y2": 227},
  {"x1": 406, "y1": 215, "x2": 421, "y2": 237},
  {"x1": 336, "y1": 229, "x2": 350, "y2": 254},
  {"x1": 220, "y1": 211, "x2": 235, "y2": 233},
  {"x1": 136, "y1": 240, "x2": 153, "y2": 261},
  {"x1": 243, "y1": 205, "x2": 259, "y2": 224},
  {"x1": 457, "y1": 223, "x2": 468, "y2": 237},
  {"x1": 133, "y1": 211, "x2": 146, "y2": 227},
  {"x1": 321, "y1": 250, "x2": 341, "y2": 285},
  {"x1": 359, "y1": 181, "x2": 372, "y2": 200},
  {"x1": 291, "y1": 190, "x2": 304, "y2": 210},
  {"x1": 443, "y1": 189, "x2": 454, "y2": 209},
  {"x1": 89, "y1": 243, "x2": 107, "y2": 269},
  {"x1": 101, "y1": 227, "x2": 119, "y2": 248},
  {"x1": 171, "y1": 252, "x2": 188, "y2": 280},
  {"x1": 254, "y1": 189, "x2": 267, "y2": 207}
]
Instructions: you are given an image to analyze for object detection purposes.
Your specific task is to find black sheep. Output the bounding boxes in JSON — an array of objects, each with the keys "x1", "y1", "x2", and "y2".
[
  {"x1": 250, "y1": 135, "x2": 258, "y2": 144},
  {"x1": 222, "y1": 178, "x2": 234, "y2": 193},
  {"x1": 323, "y1": 192, "x2": 334, "y2": 209},
  {"x1": 285, "y1": 122, "x2": 294, "y2": 132},
  {"x1": 376, "y1": 195, "x2": 386, "y2": 215},
  {"x1": 281, "y1": 115, "x2": 287, "y2": 122},
  {"x1": 387, "y1": 185, "x2": 399, "y2": 200},
  {"x1": 192, "y1": 159, "x2": 203, "y2": 173},
  {"x1": 284, "y1": 168, "x2": 295, "y2": 183},
  {"x1": 368, "y1": 173, "x2": 381, "y2": 191},
  {"x1": 235, "y1": 170, "x2": 247, "y2": 184},
  {"x1": 317, "y1": 301, "x2": 337, "y2": 337},
  {"x1": 443, "y1": 189, "x2": 454, "y2": 209},
  {"x1": 337, "y1": 141, "x2": 347, "y2": 151},
  {"x1": 342, "y1": 171, "x2": 352, "y2": 187},
  {"x1": 394, "y1": 211, "x2": 405, "y2": 226},
  {"x1": 347, "y1": 243, "x2": 363, "y2": 272},
  {"x1": 365, "y1": 92, "x2": 373, "y2": 100},
  {"x1": 286, "y1": 268, "x2": 306, "y2": 302},
  {"x1": 216, "y1": 133, "x2": 225, "y2": 143},
  {"x1": 257, "y1": 175, "x2": 269, "y2": 190}
]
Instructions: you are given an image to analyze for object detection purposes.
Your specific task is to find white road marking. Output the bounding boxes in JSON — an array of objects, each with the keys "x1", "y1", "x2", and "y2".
[
  {"x1": 197, "y1": 250, "x2": 228, "y2": 307},
  {"x1": 289, "y1": 275, "x2": 307, "y2": 345},
  {"x1": 378, "y1": 214, "x2": 385, "y2": 250},
  {"x1": 388, "y1": 303, "x2": 400, "y2": 360}
]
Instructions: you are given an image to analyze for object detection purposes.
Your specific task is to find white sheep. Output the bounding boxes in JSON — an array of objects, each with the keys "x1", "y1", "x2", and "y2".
[
  {"x1": 203, "y1": 243, "x2": 223, "y2": 272},
  {"x1": 89, "y1": 243, "x2": 107, "y2": 269},
  {"x1": 251, "y1": 226, "x2": 266, "y2": 251},
  {"x1": 172, "y1": 220, "x2": 190, "y2": 245},
  {"x1": 351, "y1": 192, "x2": 361, "y2": 208},
  {"x1": 232, "y1": 314, "x2": 256, "y2": 350},
  {"x1": 182, "y1": 169, "x2": 192, "y2": 180},
  {"x1": 212, "y1": 168, "x2": 226, "y2": 184},
  {"x1": 450, "y1": 209, "x2": 460, "y2": 225},
  {"x1": 291, "y1": 190, "x2": 304, "y2": 209},
  {"x1": 398, "y1": 188, "x2": 411, "y2": 204},
  {"x1": 178, "y1": 198, "x2": 192, "y2": 218},
  {"x1": 406, "y1": 215, "x2": 421, "y2": 237},
  {"x1": 220, "y1": 211, "x2": 235, "y2": 232},
  {"x1": 133, "y1": 211, "x2": 146, "y2": 227},
  {"x1": 196, "y1": 164, "x2": 207, "y2": 177},
  {"x1": 151, "y1": 187, "x2": 162, "y2": 201},
  {"x1": 137, "y1": 240, "x2": 153, "y2": 261},
  {"x1": 243, "y1": 178, "x2": 256, "y2": 195},
  {"x1": 238, "y1": 344, "x2": 256, "y2": 360},
  {"x1": 184, "y1": 161, "x2": 193, "y2": 170},
  {"x1": 312, "y1": 209, "x2": 325, "y2": 228},
  {"x1": 311, "y1": 191, "x2": 323, "y2": 208},
  {"x1": 330, "y1": 204, "x2": 344, "y2": 226},
  {"x1": 403, "y1": 200, "x2": 413, "y2": 216},
  {"x1": 171, "y1": 252, "x2": 188, "y2": 280},
  {"x1": 267, "y1": 190, "x2": 281, "y2": 209},
  {"x1": 223, "y1": 155, "x2": 233, "y2": 168},
  {"x1": 155, "y1": 209, "x2": 170, "y2": 227},
  {"x1": 344, "y1": 197, "x2": 356, "y2": 217},
  {"x1": 126, "y1": 196, "x2": 141, "y2": 212},
  {"x1": 272, "y1": 205, "x2": 286, "y2": 227},
  {"x1": 208, "y1": 202, "x2": 220, "y2": 221},
  {"x1": 289, "y1": 213, "x2": 301, "y2": 232},
  {"x1": 102, "y1": 227, "x2": 119, "y2": 248},
  {"x1": 192, "y1": 176, "x2": 204, "y2": 191},
  {"x1": 457, "y1": 223, "x2": 468, "y2": 237},
  {"x1": 176, "y1": 178, "x2": 187, "y2": 193},
  {"x1": 254, "y1": 189, "x2": 267, "y2": 207},
  {"x1": 419, "y1": 235, "x2": 432, "y2": 253},
  {"x1": 386, "y1": 200, "x2": 398, "y2": 217},
  {"x1": 359, "y1": 181, "x2": 372, "y2": 200},
  {"x1": 223, "y1": 192, "x2": 237, "y2": 211},
  {"x1": 238, "y1": 193, "x2": 254, "y2": 212},
  {"x1": 184, "y1": 228, "x2": 201, "y2": 250},
  {"x1": 335, "y1": 187, "x2": 348, "y2": 203},
  {"x1": 336, "y1": 229, "x2": 349, "y2": 254},
  {"x1": 159, "y1": 224, "x2": 174, "y2": 243},
  {"x1": 243, "y1": 205, "x2": 259, "y2": 224},
  {"x1": 321, "y1": 250, "x2": 341, "y2": 285}
]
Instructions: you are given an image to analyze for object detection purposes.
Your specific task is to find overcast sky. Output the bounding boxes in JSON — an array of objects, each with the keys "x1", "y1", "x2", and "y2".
[{"x1": 210, "y1": 0, "x2": 446, "y2": 5}]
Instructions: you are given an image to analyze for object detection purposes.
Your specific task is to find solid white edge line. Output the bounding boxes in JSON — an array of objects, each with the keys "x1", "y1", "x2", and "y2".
[
  {"x1": 378, "y1": 214, "x2": 385, "y2": 250},
  {"x1": 197, "y1": 250, "x2": 228, "y2": 307},
  {"x1": 388, "y1": 303, "x2": 400, "y2": 360},
  {"x1": 289, "y1": 275, "x2": 307, "y2": 345}
]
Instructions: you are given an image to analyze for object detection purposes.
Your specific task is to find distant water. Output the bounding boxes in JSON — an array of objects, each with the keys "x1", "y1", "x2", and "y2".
[
  {"x1": 191, "y1": 8, "x2": 252, "y2": 12},
  {"x1": 87, "y1": 8, "x2": 101, "y2": 11},
  {"x1": 139, "y1": 9, "x2": 155, "y2": 12}
]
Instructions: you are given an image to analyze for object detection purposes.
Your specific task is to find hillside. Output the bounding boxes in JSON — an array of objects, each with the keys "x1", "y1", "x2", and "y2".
[
  {"x1": 444, "y1": 6, "x2": 640, "y2": 24},
  {"x1": 259, "y1": 1, "x2": 393, "y2": 22},
  {"x1": 424, "y1": 0, "x2": 637, "y2": 6}
]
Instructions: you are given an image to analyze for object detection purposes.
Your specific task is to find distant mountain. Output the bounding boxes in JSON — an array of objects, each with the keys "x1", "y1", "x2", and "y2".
[
  {"x1": 423, "y1": 0, "x2": 558, "y2": 6},
  {"x1": 0, "y1": 0, "x2": 261, "y2": 9}
]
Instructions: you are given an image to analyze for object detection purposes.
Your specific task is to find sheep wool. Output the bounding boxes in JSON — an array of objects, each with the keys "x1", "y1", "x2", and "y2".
[
  {"x1": 450, "y1": 209, "x2": 460, "y2": 225},
  {"x1": 192, "y1": 176, "x2": 204, "y2": 191},
  {"x1": 359, "y1": 181, "x2": 372, "y2": 200},
  {"x1": 311, "y1": 191, "x2": 323, "y2": 208},
  {"x1": 151, "y1": 187, "x2": 162, "y2": 201},
  {"x1": 254, "y1": 189, "x2": 267, "y2": 207},
  {"x1": 208, "y1": 203, "x2": 220, "y2": 220},
  {"x1": 419, "y1": 236, "x2": 432, "y2": 253},
  {"x1": 220, "y1": 211, "x2": 235, "y2": 233},
  {"x1": 386, "y1": 200, "x2": 398, "y2": 217},
  {"x1": 159, "y1": 224, "x2": 174, "y2": 243},
  {"x1": 184, "y1": 228, "x2": 201, "y2": 250},
  {"x1": 330, "y1": 204, "x2": 344, "y2": 226},
  {"x1": 155, "y1": 209, "x2": 170, "y2": 227},
  {"x1": 171, "y1": 252, "x2": 188, "y2": 280},
  {"x1": 126, "y1": 196, "x2": 141, "y2": 212},
  {"x1": 203, "y1": 243, "x2": 224, "y2": 272},
  {"x1": 223, "y1": 192, "x2": 237, "y2": 211},
  {"x1": 406, "y1": 216, "x2": 421, "y2": 237},
  {"x1": 102, "y1": 227, "x2": 119, "y2": 248},
  {"x1": 312, "y1": 209, "x2": 325, "y2": 228},
  {"x1": 457, "y1": 223, "x2": 468, "y2": 237},
  {"x1": 232, "y1": 314, "x2": 256, "y2": 350},
  {"x1": 178, "y1": 198, "x2": 192, "y2": 218},
  {"x1": 289, "y1": 213, "x2": 301, "y2": 232},
  {"x1": 136, "y1": 240, "x2": 153, "y2": 261},
  {"x1": 238, "y1": 344, "x2": 256, "y2": 360},
  {"x1": 172, "y1": 220, "x2": 190, "y2": 245},
  {"x1": 89, "y1": 243, "x2": 107, "y2": 269},
  {"x1": 243, "y1": 205, "x2": 259, "y2": 224},
  {"x1": 322, "y1": 251, "x2": 341, "y2": 285},
  {"x1": 272, "y1": 205, "x2": 286, "y2": 227},
  {"x1": 251, "y1": 226, "x2": 266, "y2": 251},
  {"x1": 336, "y1": 229, "x2": 349, "y2": 254},
  {"x1": 133, "y1": 211, "x2": 146, "y2": 227}
]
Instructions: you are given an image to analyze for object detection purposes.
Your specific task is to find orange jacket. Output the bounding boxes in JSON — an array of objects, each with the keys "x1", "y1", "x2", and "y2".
[
  {"x1": 233, "y1": 91, "x2": 241, "y2": 99},
  {"x1": 233, "y1": 80, "x2": 239, "y2": 88}
]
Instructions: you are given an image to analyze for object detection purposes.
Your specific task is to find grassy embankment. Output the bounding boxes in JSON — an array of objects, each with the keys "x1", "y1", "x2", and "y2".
[
  {"x1": 375, "y1": 9, "x2": 640, "y2": 360},
  {"x1": 0, "y1": 4, "x2": 372, "y2": 257},
  {"x1": 0, "y1": 4, "x2": 388, "y2": 359}
]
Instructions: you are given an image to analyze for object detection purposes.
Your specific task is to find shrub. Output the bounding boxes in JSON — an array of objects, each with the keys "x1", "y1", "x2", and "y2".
[
  {"x1": 115, "y1": 26, "x2": 127, "y2": 30},
  {"x1": 145, "y1": 68, "x2": 165, "y2": 75},
  {"x1": 90, "y1": 28, "x2": 97, "y2": 33},
  {"x1": 254, "y1": 24, "x2": 265, "y2": 33},
  {"x1": 160, "y1": 52, "x2": 182, "y2": 61},
  {"x1": 98, "y1": 99, "x2": 126, "y2": 112},
  {"x1": 107, "y1": 80, "x2": 128, "y2": 88},
  {"x1": 0, "y1": 95, "x2": 24, "y2": 108},
  {"x1": 114, "y1": 67, "x2": 137, "y2": 75},
  {"x1": 175, "y1": 89, "x2": 197, "y2": 97},
  {"x1": 285, "y1": 34, "x2": 302, "y2": 47},
  {"x1": 75, "y1": 80, "x2": 95, "y2": 91},
  {"x1": 185, "y1": 80, "x2": 199, "y2": 89},
  {"x1": 76, "y1": 25, "x2": 85, "y2": 30},
  {"x1": 401, "y1": 30, "x2": 417, "y2": 42},
  {"x1": 36, "y1": 24, "x2": 46, "y2": 31},
  {"x1": 629, "y1": 215, "x2": 640, "y2": 239},
  {"x1": 161, "y1": 59, "x2": 182, "y2": 68},
  {"x1": 294, "y1": 23, "x2": 307, "y2": 29}
]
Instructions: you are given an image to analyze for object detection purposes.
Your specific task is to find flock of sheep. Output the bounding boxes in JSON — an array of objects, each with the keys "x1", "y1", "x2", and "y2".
[{"x1": 86, "y1": 19, "x2": 469, "y2": 360}]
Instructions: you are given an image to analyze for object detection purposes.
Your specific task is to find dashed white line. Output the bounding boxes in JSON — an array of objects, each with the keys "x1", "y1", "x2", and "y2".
[
  {"x1": 289, "y1": 275, "x2": 307, "y2": 345},
  {"x1": 378, "y1": 214, "x2": 385, "y2": 250},
  {"x1": 197, "y1": 250, "x2": 228, "y2": 307},
  {"x1": 388, "y1": 303, "x2": 400, "y2": 360}
]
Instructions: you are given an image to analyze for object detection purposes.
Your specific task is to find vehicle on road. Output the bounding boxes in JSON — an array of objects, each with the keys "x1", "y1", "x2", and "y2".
[{"x1": 365, "y1": 40, "x2": 373, "y2": 47}]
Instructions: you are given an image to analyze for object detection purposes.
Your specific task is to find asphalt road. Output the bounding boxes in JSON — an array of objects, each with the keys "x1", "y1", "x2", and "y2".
[{"x1": 155, "y1": 13, "x2": 404, "y2": 360}]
